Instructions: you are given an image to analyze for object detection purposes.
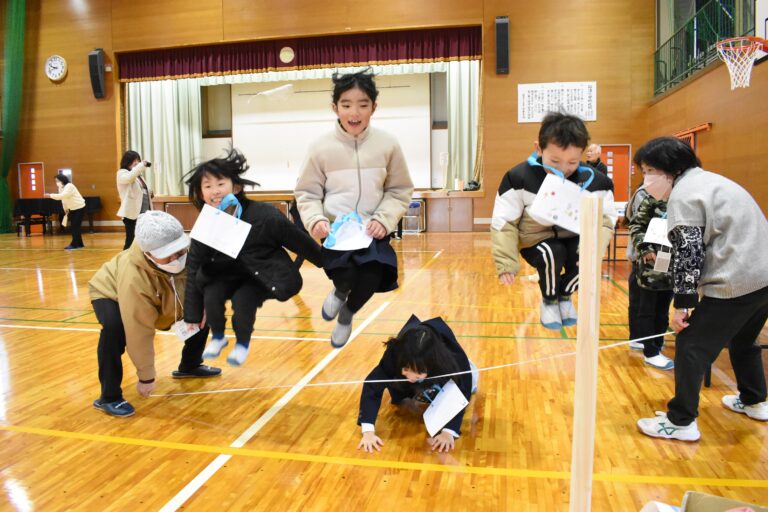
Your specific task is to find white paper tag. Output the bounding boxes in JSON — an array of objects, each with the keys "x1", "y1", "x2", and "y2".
[
  {"x1": 172, "y1": 320, "x2": 200, "y2": 342},
  {"x1": 190, "y1": 204, "x2": 252, "y2": 258},
  {"x1": 422, "y1": 379, "x2": 469, "y2": 437},
  {"x1": 529, "y1": 174, "x2": 585, "y2": 234},
  {"x1": 653, "y1": 248, "x2": 671, "y2": 273},
  {"x1": 643, "y1": 217, "x2": 671, "y2": 247}
]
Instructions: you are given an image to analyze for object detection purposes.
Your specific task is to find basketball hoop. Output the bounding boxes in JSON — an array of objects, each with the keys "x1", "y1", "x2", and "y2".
[{"x1": 716, "y1": 36, "x2": 767, "y2": 89}]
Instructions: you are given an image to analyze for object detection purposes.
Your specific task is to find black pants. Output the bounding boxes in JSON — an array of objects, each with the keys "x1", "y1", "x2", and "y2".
[
  {"x1": 628, "y1": 266, "x2": 642, "y2": 341},
  {"x1": 122, "y1": 218, "x2": 136, "y2": 250},
  {"x1": 92, "y1": 298, "x2": 209, "y2": 403},
  {"x1": 520, "y1": 237, "x2": 579, "y2": 301},
  {"x1": 327, "y1": 261, "x2": 384, "y2": 313},
  {"x1": 68, "y1": 207, "x2": 85, "y2": 248},
  {"x1": 288, "y1": 201, "x2": 307, "y2": 269},
  {"x1": 629, "y1": 264, "x2": 673, "y2": 357},
  {"x1": 667, "y1": 285, "x2": 768, "y2": 426},
  {"x1": 203, "y1": 278, "x2": 269, "y2": 347}
]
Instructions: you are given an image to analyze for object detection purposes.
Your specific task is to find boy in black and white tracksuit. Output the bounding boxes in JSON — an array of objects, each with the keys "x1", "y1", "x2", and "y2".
[{"x1": 491, "y1": 113, "x2": 616, "y2": 330}]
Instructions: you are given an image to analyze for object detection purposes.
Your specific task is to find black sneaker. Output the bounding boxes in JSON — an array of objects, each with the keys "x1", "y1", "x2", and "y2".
[
  {"x1": 93, "y1": 399, "x2": 135, "y2": 417},
  {"x1": 172, "y1": 364, "x2": 222, "y2": 379}
]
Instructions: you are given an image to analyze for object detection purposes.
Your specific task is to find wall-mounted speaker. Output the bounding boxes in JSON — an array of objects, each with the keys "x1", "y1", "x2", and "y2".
[
  {"x1": 495, "y1": 16, "x2": 510, "y2": 74},
  {"x1": 88, "y1": 48, "x2": 106, "y2": 99}
]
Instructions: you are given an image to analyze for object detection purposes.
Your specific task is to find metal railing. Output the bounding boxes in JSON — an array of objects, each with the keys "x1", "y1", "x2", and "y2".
[{"x1": 654, "y1": 0, "x2": 755, "y2": 95}]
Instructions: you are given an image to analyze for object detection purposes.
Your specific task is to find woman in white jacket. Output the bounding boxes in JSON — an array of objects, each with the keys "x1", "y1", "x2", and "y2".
[
  {"x1": 50, "y1": 174, "x2": 86, "y2": 250},
  {"x1": 117, "y1": 150, "x2": 152, "y2": 250}
]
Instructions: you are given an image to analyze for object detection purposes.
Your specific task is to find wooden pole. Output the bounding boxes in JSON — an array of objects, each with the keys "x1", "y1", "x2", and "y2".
[{"x1": 569, "y1": 194, "x2": 603, "y2": 512}]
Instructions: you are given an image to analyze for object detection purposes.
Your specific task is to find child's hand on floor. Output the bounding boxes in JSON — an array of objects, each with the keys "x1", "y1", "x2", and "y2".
[
  {"x1": 311, "y1": 221, "x2": 330, "y2": 239},
  {"x1": 358, "y1": 432, "x2": 384, "y2": 453},
  {"x1": 366, "y1": 220, "x2": 387, "y2": 239},
  {"x1": 427, "y1": 431, "x2": 455, "y2": 452},
  {"x1": 499, "y1": 272, "x2": 516, "y2": 285}
]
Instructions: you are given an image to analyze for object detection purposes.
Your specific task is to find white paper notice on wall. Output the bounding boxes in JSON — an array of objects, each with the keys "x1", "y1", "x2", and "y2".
[
  {"x1": 607, "y1": 151, "x2": 614, "y2": 157},
  {"x1": 643, "y1": 217, "x2": 671, "y2": 247},
  {"x1": 528, "y1": 174, "x2": 585, "y2": 234},
  {"x1": 190, "y1": 204, "x2": 252, "y2": 258},
  {"x1": 423, "y1": 379, "x2": 469, "y2": 437},
  {"x1": 518, "y1": 81, "x2": 597, "y2": 123}
]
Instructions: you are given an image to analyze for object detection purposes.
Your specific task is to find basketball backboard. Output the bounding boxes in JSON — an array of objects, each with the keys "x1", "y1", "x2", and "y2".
[{"x1": 757, "y1": 0, "x2": 768, "y2": 63}]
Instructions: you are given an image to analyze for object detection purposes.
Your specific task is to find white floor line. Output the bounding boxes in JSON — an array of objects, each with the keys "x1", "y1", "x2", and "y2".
[
  {"x1": 158, "y1": 300, "x2": 392, "y2": 512},
  {"x1": 0, "y1": 324, "x2": 328, "y2": 342}
]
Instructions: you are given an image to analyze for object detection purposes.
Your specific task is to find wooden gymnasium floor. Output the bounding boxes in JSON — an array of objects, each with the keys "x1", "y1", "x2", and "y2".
[{"x1": 0, "y1": 230, "x2": 766, "y2": 511}]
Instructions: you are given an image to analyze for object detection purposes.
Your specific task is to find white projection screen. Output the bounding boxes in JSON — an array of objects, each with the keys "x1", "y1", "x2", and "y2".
[{"x1": 231, "y1": 74, "x2": 431, "y2": 191}]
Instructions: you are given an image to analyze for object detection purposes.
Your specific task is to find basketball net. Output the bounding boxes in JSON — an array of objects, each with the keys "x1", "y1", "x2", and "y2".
[{"x1": 716, "y1": 37, "x2": 765, "y2": 89}]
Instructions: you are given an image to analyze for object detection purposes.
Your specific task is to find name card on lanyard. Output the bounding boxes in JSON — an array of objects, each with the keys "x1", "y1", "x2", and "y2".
[
  {"x1": 529, "y1": 174, "x2": 587, "y2": 234},
  {"x1": 422, "y1": 379, "x2": 469, "y2": 437},
  {"x1": 190, "y1": 204, "x2": 252, "y2": 259}
]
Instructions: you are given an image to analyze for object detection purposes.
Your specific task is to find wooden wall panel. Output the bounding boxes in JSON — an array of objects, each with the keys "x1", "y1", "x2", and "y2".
[
  {"x1": 223, "y1": 0, "x2": 481, "y2": 42},
  {"x1": 223, "y1": 0, "x2": 350, "y2": 41},
  {"x1": 15, "y1": 0, "x2": 119, "y2": 225},
  {"x1": 643, "y1": 62, "x2": 768, "y2": 215},
  {"x1": 475, "y1": 0, "x2": 655, "y2": 229},
  {"x1": 15, "y1": 0, "x2": 663, "y2": 232},
  {"x1": 345, "y1": 0, "x2": 482, "y2": 33},
  {"x1": 111, "y1": 0, "x2": 223, "y2": 52}
]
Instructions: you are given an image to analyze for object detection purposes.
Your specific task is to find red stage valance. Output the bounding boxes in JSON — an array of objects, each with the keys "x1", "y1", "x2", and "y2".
[{"x1": 118, "y1": 26, "x2": 482, "y2": 82}]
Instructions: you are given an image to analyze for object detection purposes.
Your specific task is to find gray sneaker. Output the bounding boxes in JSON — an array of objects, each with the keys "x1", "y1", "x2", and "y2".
[
  {"x1": 558, "y1": 299, "x2": 577, "y2": 326},
  {"x1": 540, "y1": 300, "x2": 562, "y2": 330},
  {"x1": 331, "y1": 306, "x2": 354, "y2": 348},
  {"x1": 322, "y1": 288, "x2": 348, "y2": 321}
]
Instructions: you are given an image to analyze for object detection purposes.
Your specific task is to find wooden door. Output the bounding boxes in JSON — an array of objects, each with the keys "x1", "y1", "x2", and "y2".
[{"x1": 600, "y1": 145, "x2": 630, "y2": 203}]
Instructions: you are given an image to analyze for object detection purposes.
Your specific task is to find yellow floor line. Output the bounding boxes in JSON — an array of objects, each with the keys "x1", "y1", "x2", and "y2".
[{"x1": 2, "y1": 424, "x2": 766, "y2": 488}]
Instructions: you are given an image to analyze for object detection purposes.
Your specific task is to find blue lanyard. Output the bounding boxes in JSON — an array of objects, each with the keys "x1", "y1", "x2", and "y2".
[
  {"x1": 217, "y1": 193, "x2": 243, "y2": 219},
  {"x1": 419, "y1": 383, "x2": 443, "y2": 404},
  {"x1": 527, "y1": 152, "x2": 595, "y2": 191}
]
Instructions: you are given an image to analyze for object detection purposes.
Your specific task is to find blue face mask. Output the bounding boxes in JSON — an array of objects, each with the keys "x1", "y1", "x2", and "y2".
[
  {"x1": 217, "y1": 193, "x2": 242, "y2": 219},
  {"x1": 527, "y1": 152, "x2": 596, "y2": 190}
]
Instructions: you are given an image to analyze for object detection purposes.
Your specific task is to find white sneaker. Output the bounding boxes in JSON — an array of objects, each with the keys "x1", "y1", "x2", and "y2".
[
  {"x1": 558, "y1": 299, "x2": 577, "y2": 326},
  {"x1": 226, "y1": 343, "x2": 249, "y2": 367},
  {"x1": 644, "y1": 354, "x2": 674, "y2": 370},
  {"x1": 202, "y1": 336, "x2": 228, "y2": 359},
  {"x1": 629, "y1": 341, "x2": 644, "y2": 351},
  {"x1": 321, "y1": 288, "x2": 348, "y2": 321},
  {"x1": 722, "y1": 395, "x2": 768, "y2": 421},
  {"x1": 637, "y1": 412, "x2": 700, "y2": 441},
  {"x1": 540, "y1": 300, "x2": 562, "y2": 330}
]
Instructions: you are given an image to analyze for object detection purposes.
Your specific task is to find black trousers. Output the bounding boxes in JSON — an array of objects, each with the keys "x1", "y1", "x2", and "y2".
[
  {"x1": 667, "y1": 285, "x2": 768, "y2": 426},
  {"x1": 327, "y1": 261, "x2": 384, "y2": 313},
  {"x1": 203, "y1": 278, "x2": 269, "y2": 347},
  {"x1": 628, "y1": 266, "x2": 642, "y2": 341},
  {"x1": 92, "y1": 298, "x2": 209, "y2": 403},
  {"x1": 122, "y1": 218, "x2": 136, "y2": 250},
  {"x1": 629, "y1": 264, "x2": 673, "y2": 357},
  {"x1": 68, "y1": 207, "x2": 85, "y2": 247},
  {"x1": 520, "y1": 237, "x2": 579, "y2": 301}
]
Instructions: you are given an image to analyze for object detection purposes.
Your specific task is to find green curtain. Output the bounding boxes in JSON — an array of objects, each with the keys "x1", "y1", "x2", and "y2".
[{"x1": 0, "y1": 0, "x2": 26, "y2": 233}]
